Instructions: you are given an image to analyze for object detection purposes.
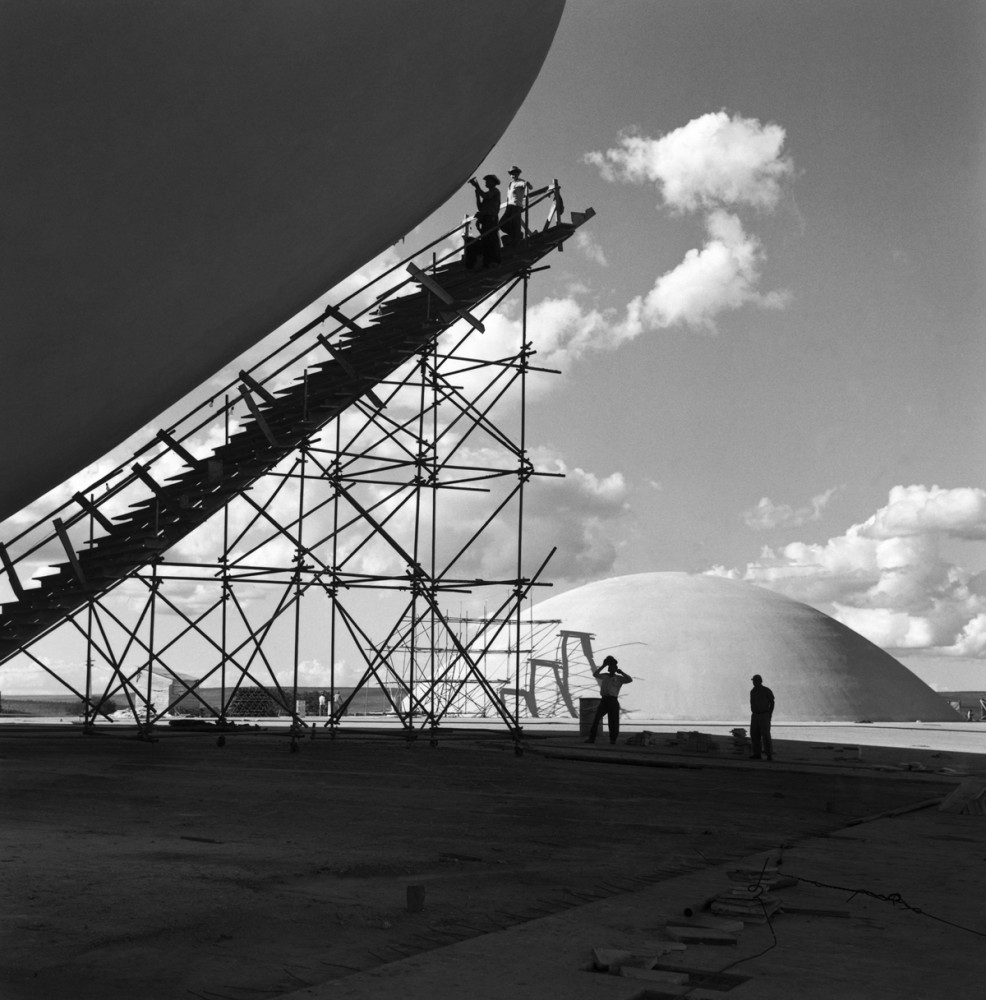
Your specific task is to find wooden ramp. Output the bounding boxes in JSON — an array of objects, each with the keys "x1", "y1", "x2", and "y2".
[{"x1": 0, "y1": 217, "x2": 592, "y2": 665}]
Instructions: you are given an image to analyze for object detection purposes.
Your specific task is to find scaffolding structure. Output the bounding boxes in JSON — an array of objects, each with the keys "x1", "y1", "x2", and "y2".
[
  {"x1": 0, "y1": 187, "x2": 596, "y2": 747},
  {"x1": 387, "y1": 615, "x2": 606, "y2": 721}
]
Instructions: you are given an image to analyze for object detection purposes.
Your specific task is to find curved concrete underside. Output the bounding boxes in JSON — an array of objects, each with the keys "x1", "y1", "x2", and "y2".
[
  {"x1": 530, "y1": 572, "x2": 959, "y2": 722},
  {"x1": 0, "y1": 0, "x2": 565, "y2": 522}
]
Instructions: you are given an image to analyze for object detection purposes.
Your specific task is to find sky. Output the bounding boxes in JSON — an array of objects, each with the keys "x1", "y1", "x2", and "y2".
[
  {"x1": 409, "y1": 0, "x2": 986, "y2": 690},
  {"x1": 4, "y1": 0, "x2": 986, "y2": 696}
]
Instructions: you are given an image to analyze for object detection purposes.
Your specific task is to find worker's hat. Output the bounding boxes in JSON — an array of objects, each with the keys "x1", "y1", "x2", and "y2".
[
  {"x1": 483, "y1": 173, "x2": 500, "y2": 185},
  {"x1": 508, "y1": 165, "x2": 522, "y2": 175}
]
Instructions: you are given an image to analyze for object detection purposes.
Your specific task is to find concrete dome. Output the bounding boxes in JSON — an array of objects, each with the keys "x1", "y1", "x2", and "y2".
[{"x1": 530, "y1": 572, "x2": 958, "y2": 723}]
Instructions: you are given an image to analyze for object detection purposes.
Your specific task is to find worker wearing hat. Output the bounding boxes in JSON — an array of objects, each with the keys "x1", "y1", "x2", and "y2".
[
  {"x1": 501, "y1": 165, "x2": 533, "y2": 248},
  {"x1": 468, "y1": 173, "x2": 501, "y2": 266}
]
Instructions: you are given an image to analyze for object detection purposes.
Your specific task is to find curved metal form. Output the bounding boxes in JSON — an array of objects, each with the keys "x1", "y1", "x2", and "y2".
[
  {"x1": 0, "y1": 0, "x2": 566, "y2": 522},
  {"x1": 0, "y1": 195, "x2": 597, "y2": 740}
]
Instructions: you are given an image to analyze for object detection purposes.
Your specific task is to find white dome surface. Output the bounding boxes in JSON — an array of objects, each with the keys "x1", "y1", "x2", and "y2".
[{"x1": 530, "y1": 573, "x2": 958, "y2": 723}]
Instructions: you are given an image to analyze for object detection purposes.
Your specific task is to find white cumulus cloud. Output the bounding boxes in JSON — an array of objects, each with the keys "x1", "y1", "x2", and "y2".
[
  {"x1": 712, "y1": 485, "x2": 986, "y2": 656},
  {"x1": 859, "y1": 484, "x2": 986, "y2": 540},
  {"x1": 419, "y1": 446, "x2": 629, "y2": 586},
  {"x1": 630, "y1": 210, "x2": 790, "y2": 332},
  {"x1": 575, "y1": 230, "x2": 608, "y2": 266},
  {"x1": 586, "y1": 112, "x2": 794, "y2": 332},
  {"x1": 586, "y1": 111, "x2": 794, "y2": 212},
  {"x1": 743, "y1": 487, "x2": 840, "y2": 530}
]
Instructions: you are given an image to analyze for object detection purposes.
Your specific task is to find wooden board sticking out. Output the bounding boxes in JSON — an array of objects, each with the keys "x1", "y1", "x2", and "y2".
[{"x1": 664, "y1": 923, "x2": 738, "y2": 945}]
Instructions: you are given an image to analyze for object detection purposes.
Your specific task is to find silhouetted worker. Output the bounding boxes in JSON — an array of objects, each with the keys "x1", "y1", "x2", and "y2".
[
  {"x1": 462, "y1": 213, "x2": 481, "y2": 269},
  {"x1": 585, "y1": 655, "x2": 632, "y2": 745},
  {"x1": 500, "y1": 165, "x2": 532, "y2": 248},
  {"x1": 749, "y1": 673, "x2": 774, "y2": 760},
  {"x1": 469, "y1": 174, "x2": 501, "y2": 266}
]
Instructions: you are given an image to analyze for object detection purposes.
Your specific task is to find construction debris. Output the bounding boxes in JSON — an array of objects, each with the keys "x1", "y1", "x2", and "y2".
[
  {"x1": 730, "y1": 727, "x2": 750, "y2": 754},
  {"x1": 624, "y1": 730, "x2": 660, "y2": 747},
  {"x1": 938, "y1": 778, "x2": 986, "y2": 815},
  {"x1": 710, "y1": 887, "x2": 781, "y2": 923},
  {"x1": 592, "y1": 943, "x2": 685, "y2": 974},
  {"x1": 591, "y1": 947, "x2": 634, "y2": 971},
  {"x1": 726, "y1": 863, "x2": 796, "y2": 891},
  {"x1": 675, "y1": 730, "x2": 718, "y2": 752},
  {"x1": 778, "y1": 901, "x2": 851, "y2": 918},
  {"x1": 619, "y1": 966, "x2": 690, "y2": 985},
  {"x1": 664, "y1": 922, "x2": 738, "y2": 945},
  {"x1": 683, "y1": 913, "x2": 744, "y2": 933}
]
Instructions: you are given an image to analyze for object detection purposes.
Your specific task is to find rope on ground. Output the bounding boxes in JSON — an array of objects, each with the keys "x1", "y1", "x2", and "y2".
[
  {"x1": 678, "y1": 856, "x2": 780, "y2": 997},
  {"x1": 678, "y1": 851, "x2": 985, "y2": 998},
  {"x1": 778, "y1": 869, "x2": 986, "y2": 939}
]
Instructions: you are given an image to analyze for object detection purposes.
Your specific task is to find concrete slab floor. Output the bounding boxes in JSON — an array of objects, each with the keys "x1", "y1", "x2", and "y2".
[
  {"x1": 1, "y1": 725, "x2": 983, "y2": 999},
  {"x1": 280, "y1": 809, "x2": 986, "y2": 1000}
]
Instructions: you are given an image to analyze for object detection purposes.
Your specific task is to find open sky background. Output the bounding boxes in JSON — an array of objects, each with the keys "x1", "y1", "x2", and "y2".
[
  {"x1": 4, "y1": 0, "x2": 986, "y2": 697},
  {"x1": 413, "y1": 0, "x2": 986, "y2": 690}
]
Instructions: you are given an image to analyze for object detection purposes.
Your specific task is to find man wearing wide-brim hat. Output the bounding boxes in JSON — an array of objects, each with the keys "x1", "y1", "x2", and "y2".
[
  {"x1": 468, "y1": 173, "x2": 502, "y2": 266},
  {"x1": 501, "y1": 165, "x2": 533, "y2": 249}
]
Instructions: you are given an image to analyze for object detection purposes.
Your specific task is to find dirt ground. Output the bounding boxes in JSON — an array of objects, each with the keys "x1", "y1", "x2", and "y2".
[{"x1": 0, "y1": 725, "x2": 960, "y2": 1000}]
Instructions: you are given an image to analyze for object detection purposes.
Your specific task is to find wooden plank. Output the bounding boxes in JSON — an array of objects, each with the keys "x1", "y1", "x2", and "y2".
[
  {"x1": 0, "y1": 542, "x2": 27, "y2": 601},
  {"x1": 238, "y1": 370, "x2": 277, "y2": 406},
  {"x1": 238, "y1": 387, "x2": 279, "y2": 448},
  {"x1": 72, "y1": 492, "x2": 116, "y2": 533},
  {"x1": 680, "y1": 913, "x2": 744, "y2": 933},
  {"x1": 406, "y1": 263, "x2": 485, "y2": 332},
  {"x1": 156, "y1": 429, "x2": 203, "y2": 471},
  {"x1": 664, "y1": 924, "x2": 738, "y2": 945},
  {"x1": 322, "y1": 303, "x2": 364, "y2": 338},
  {"x1": 592, "y1": 947, "x2": 634, "y2": 971},
  {"x1": 316, "y1": 335, "x2": 385, "y2": 410},
  {"x1": 52, "y1": 518, "x2": 86, "y2": 586},
  {"x1": 620, "y1": 966, "x2": 689, "y2": 985},
  {"x1": 938, "y1": 779, "x2": 986, "y2": 814}
]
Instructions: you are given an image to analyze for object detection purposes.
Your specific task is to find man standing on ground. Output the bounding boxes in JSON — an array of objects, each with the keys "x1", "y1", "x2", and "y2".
[
  {"x1": 586, "y1": 655, "x2": 632, "y2": 745},
  {"x1": 749, "y1": 674, "x2": 774, "y2": 760}
]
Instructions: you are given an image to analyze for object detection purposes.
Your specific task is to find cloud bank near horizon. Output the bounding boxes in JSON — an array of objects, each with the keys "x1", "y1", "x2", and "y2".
[{"x1": 712, "y1": 485, "x2": 986, "y2": 658}]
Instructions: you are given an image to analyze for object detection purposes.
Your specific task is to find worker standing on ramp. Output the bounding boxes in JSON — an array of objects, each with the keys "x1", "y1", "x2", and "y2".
[
  {"x1": 468, "y1": 174, "x2": 502, "y2": 266},
  {"x1": 500, "y1": 165, "x2": 532, "y2": 247}
]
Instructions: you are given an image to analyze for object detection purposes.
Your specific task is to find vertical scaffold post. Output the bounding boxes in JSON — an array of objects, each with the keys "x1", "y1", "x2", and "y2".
[
  {"x1": 513, "y1": 266, "x2": 532, "y2": 755},
  {"x1": 0, "y1": 200, "x2": 588, "y2": 744}
]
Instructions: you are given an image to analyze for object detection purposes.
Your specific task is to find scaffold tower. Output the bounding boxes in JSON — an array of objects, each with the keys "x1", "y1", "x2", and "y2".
[{"x1": 0, "y1": 185, "x2": 595, "y2": 748}]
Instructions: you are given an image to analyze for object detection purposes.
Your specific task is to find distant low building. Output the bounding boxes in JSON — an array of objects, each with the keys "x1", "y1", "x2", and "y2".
[
  {"x1": 167, "y1": 680, "x2": 399, "y2": 718},
  {"x1": 0, "y1": 693, "x2": 84, "y2": 717}
]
